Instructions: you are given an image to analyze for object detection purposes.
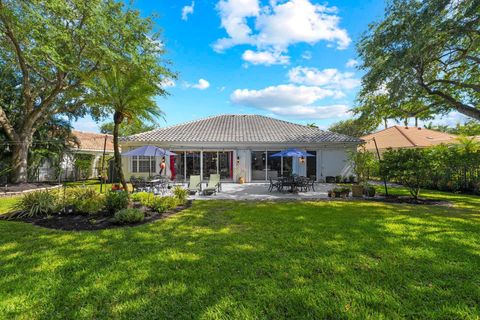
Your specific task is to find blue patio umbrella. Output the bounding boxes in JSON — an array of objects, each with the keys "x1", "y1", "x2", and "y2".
[
  {"x1": 122, "y1": 145, "x2": 176, "y2": 177},
  {"x1": 122, "y1": 145, "x2": 176, "y2": 157},
  {"x1": 269, "y1": 148, "x2": 314, "y2": 157}
]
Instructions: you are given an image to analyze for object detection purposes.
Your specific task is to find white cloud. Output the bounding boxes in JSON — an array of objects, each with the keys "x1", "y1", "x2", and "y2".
[
  {"x1": 301, "y1": 51, "x2": 312, "y2": 60},
  {"x1": 186, "y1": 78, "x2": 210, "y2": 90},
  {"x1": 345, "y1": 58, "x2": 358, "y2": 68},
  {"x1": 231, "y1": 84, "x2": 339, "y2": 108},
  {"x1": 214, "y1": 0, "x2": 351, "y2": 62},
  {"x1": 288, "y1": 67, "x2": 360, "y2": 90},
  {"x1": 242, "y1": 49, "x2": 289, "y2": 65},
  {"x1": 182, "y1": 1, "x2": 195, "y2": 21},
  {"x1": 268, "y1": 104, "x2": 351, "y2": 119}
]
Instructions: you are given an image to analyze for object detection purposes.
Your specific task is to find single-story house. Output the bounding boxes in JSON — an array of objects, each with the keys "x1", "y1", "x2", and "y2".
[
  {"x1": 360, "y1": 126, "x2": 459, "y2": 153},
  {"x1": 120, "y1": 115, "x2": 361, "y2": 182},
  {"x1": 38, "y1": 130, "x2": 114, "y2": 181}
]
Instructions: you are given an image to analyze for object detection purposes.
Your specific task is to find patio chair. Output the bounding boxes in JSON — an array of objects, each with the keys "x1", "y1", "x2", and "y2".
[
  {"x1": 187, "y1": 175, "x2": 201, "y2": 195},
  {"x1": 203, "y1": 174, "x2": 221, "y2": 195},
  {"x1": 268, "y1": 177, "x2": 281, "y2": 192},
  {"x1": 307, "y1": 176, "x2": 316, "y2": 192},
  {"x1": 296, "y1": 176, "x2": 309, "y2": 192}
]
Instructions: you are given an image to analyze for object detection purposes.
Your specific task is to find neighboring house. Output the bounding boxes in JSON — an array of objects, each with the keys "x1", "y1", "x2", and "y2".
[
  {"x1": 38, "y1": 130, "x2": 114, "y2": 181},
  {"x1": 361, "y1": 126, "x2": 459, "y2": 153},
  {"x1": 120, "y1": 114, "x2": 361, "y2": 182}
]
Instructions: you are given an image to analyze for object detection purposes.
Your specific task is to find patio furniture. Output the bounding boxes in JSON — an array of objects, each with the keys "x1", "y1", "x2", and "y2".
[
  {"x1": 308, "y1": 176, "x2": 316, "y2": 191},
  {"x1": 297, "y1": 176, "x2": 310, "y2": 192},
  {"x1": 203, "y1": 174, "x2": 221, "y2": 195},
  {"x1": 187, "y1": 175, "x2": 201, "y2": 195},
  {"x1": 268, "y1": 177, "x2": 281, "y2": 192}
]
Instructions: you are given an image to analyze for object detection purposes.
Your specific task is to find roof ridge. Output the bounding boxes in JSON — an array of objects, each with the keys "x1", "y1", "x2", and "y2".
[{"x1": 394, "y1": 126, "x2": 417, "y2": 147}]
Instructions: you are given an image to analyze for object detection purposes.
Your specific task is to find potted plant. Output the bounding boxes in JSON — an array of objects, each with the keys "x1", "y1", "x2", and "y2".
[
  {"x1": 335, "y1": 175, "x2": 342, "y2": 183},
  {"x1": 364, "y1": 184, "x2": 376, "y2": 197},
  {"x1": 237, "y1": 168, "x2": 246, "y2": 184}
]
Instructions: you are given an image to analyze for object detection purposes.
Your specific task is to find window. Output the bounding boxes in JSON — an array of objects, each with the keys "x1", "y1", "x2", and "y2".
[{"x1": 131, "y1": 156, "x2": 156, "y2": 173}]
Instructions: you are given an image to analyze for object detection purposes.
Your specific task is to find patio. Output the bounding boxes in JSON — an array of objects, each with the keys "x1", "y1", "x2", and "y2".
[{"x1": 189, "y1": 182, "x2": 334, "y2": 200}]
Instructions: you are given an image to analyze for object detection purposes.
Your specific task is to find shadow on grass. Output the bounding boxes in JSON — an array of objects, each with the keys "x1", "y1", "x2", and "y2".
[{"x1": 0, "y1": 200, "x2": 478, "y2": 319}]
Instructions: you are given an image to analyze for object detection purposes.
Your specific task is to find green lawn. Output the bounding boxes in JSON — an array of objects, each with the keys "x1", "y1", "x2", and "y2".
[{"x1": 0, "y1": 189, "x2": 479, "y2": 319}]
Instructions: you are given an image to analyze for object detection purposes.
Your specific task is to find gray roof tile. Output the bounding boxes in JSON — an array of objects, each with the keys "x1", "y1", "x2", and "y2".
[{"x1": 123, "y1": 115, "x2": 361, "y2": 144}]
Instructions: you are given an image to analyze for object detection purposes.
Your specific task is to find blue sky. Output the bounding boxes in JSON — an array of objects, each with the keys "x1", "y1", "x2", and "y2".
[{"x1": 74, "y1": 0, "x2": 391, "y2": 132}]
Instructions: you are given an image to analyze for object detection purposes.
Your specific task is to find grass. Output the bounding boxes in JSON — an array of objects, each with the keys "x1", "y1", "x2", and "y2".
[
  {"x1": 0, "y1": 188, "x2": 479, "y2": 319},
  {"x1": 0, "y1": 197, "x2": 19, "y2": 214}
]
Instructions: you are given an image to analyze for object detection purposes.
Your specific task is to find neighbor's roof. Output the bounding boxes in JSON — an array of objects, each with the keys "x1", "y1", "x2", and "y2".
[
  {"x1": 361, "y1": 126, "x2": 459, "y2": 150},
  {"x1": 72, "y1": 130, "x2": 114, "y2": 152},
  {"x1": 123, "y1": 115, "x2": 361, "y2": 144}
]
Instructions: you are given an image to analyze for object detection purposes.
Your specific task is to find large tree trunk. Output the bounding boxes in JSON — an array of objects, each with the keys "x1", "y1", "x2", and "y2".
[
  {"x1": 10, "y1": 137, "x2": 31, "y2": 184},
  {"x1": 113, "y1": 112, "x2": 128, "y2": 192}
]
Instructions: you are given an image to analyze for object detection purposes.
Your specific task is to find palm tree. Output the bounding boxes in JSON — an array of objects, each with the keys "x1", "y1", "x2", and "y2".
[{"x1": 87, "y1": 65, "x2": 164, "y2": 191}]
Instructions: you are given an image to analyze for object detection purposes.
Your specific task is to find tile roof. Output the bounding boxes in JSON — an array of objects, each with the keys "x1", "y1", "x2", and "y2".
[
  {"x1": 72, "y1": 130, "x2": 114, "y2": 152},
  {"x1": 361, "y1": 126, "x2": 459, "y2": 150},
  {"x1": 123, "y1": 115, "x2": 361, "y2": 144}
]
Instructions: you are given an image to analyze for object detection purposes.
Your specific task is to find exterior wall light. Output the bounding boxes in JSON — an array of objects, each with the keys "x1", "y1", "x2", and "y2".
[{"x1": 299, "y1": 156, "x2": 305, "y2": 164}]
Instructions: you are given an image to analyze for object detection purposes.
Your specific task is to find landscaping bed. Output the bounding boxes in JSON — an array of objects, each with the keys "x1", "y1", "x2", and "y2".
[
  {"x1": 365, "y1": 195, "x2": 452, "y2": 206},
  {"x1": 2, "y1": 200, "x2": 192, "y2": 231},
  {"x1": 2, "y1": 186, "x2": 190, "y2": 231}
]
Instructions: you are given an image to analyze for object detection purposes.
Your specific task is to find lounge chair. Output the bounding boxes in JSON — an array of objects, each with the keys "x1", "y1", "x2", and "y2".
[
  {"x1": 187, "y1": 175, "x2": 201, "y2": 195},
  {"x1": 203, "y1": 174, "x2": 221, "y2": 195}
]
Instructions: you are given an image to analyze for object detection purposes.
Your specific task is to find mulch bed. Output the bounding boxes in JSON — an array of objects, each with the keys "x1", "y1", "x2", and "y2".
[
  {"x1": 2, "y1": 200, "x2": 192, "y2": 231},
  {"x1": 363, "y1": 195, "x2": 452, "y2": 206}
]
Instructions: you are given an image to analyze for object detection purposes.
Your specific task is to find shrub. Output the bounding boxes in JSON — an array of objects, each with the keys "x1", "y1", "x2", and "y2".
[
  {"x1": 172, "y1": 186, "x2": 188, "y2": 204},
  {"x1": 114, "y1": 208, "x2": 144, "y2": 224},
  {"x1": 335, "y1": 175, "x2": 342, "y2": 183},
  {"x1": 381, "y1": 148, "x2": 432, "y2": 199},
  {"x1": 151, "y1": 196, "x2": 179, "y2": 213},
  {"x1": 75, "y1": 195, "x2": 105, "y2": 214},
  {"x1": 131, "y1": 192, "x2": 154, "y2": 207},
  {"x1": 64, "y1": 187, "x2": 105, "y2": 214},
  {"x1": 348, "y1": 146, "x2": 376, "y2": 184},
  {"x1": 105, "y1": 191, "x2": 129, "y2": 214},
  {"x1": 14, "y1": 190, "x2": 59, "y2": 218}
]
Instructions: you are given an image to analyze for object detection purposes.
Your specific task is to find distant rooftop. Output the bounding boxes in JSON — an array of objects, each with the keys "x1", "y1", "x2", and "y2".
[
  {"x1": 72, "y1": 130, "x2": 114, "y2": 152},
  {"x1": 123, "y1": 114, "x2": 361, "y2": 144},
  {"x1": 361, "y1": 126, "x2": 459, "y2": 150}
]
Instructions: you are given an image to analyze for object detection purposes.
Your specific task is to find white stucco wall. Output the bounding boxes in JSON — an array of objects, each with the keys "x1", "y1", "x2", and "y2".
[{"x1": 120, "y1": 143, "x2": 358, "y2": 183}]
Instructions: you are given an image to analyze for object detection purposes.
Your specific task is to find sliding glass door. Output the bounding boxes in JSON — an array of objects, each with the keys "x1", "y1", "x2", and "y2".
[{"x1": 186, "y1": 151, "x2": 201, "y2": 178}]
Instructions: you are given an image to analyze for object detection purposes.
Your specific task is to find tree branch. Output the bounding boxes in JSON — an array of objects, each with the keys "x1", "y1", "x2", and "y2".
[
  {"x1": 426, "y1": 79, "x2": 480, "y2": 93},
  {"x1": 418, "y1": 75, "x2": 480, "y2": 120},
  {"x1": 0, "y1": 105, "x2": 18, "y2": 141},
  {"x1": 0, "y1": 2, "x2": 33, "y2": 112}
]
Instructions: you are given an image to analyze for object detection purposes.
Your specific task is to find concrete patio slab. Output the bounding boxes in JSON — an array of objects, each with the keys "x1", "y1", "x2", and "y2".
[{"x1": 188, "y1": 183, "x2": 336, "y2": 201}]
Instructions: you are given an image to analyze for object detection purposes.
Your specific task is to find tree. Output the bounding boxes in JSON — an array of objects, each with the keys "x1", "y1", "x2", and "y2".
[
  {"x1": 100, "y1": 120, "x2": 157, "y2": 137},
  {"x1": 0, "y1": 0, "x2": 167, "y2": 183},
  {"x1": 358, "y1": 0, "x2": 480, "y2": 121},
  {"x1": 329, "y1": 117, "x2": 378, "y2": 137},
  {"x1": 86, "y1": 65, "x2": 166, "y2": 191},
  {"x1": 381, "y1": 148, "x2": 432, "y2": 199},
  {"x1": 426, "y1": 119, "x2": 480, "y2": 136},
  {"x1": 306, "y1": 123, "x2": 318, "y2": 128},
  {"x1": 348, "y1": 145, "x2": 376, "y2": 184}
]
